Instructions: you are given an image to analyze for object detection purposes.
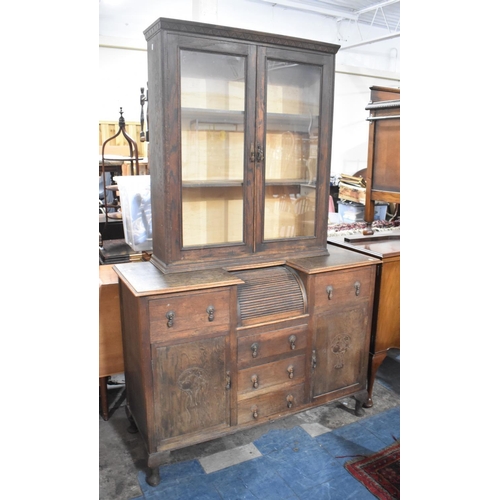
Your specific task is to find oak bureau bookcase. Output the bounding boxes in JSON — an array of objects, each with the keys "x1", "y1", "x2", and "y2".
[{"x1": 113, "y1": 18, "x2": 379, "y2": 486}]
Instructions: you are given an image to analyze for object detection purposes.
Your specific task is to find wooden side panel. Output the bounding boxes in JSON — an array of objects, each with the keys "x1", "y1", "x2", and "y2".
[
  {"x1": 372, "y1": 115, "x2": 400, "y2": 193},
  {"x1": 119, "y1": 282, "x2": 153, "y2": 451},
  {"x1": 99, "y1": 265, "x2": 124, "y2": 377},
  {"x1": 373, "y1": 258, "x2": 400, "y2": 353}
]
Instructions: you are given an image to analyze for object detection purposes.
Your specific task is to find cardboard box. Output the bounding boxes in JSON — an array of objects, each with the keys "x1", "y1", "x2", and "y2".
[{"x1": 339, "y1": 182, "x2": 366, "y2": 204}]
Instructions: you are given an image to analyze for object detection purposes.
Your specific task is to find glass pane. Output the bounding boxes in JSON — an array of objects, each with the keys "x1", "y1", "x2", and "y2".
[
  {"x1": 264, "y1": 60, "x2": 321, "y2": 240},
  {"x1": 181, "y1": 50, "x2": 245, "y2": 247}
]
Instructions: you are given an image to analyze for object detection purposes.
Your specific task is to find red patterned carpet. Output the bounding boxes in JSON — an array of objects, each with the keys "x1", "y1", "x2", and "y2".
[{"x1": 345, "y1": 441, "x2": 400, "y2": 499}]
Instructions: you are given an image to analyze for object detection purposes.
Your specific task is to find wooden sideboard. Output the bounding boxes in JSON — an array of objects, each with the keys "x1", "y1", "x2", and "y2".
[
  {"x1": 99, "y1": 264, "x2": 125, "y2": 420},
  {"x1": 328, "y1": 232, "x2": 400, "y2": 407},
  {"x1": 114, "y1": 245, "x2": 378, "y2": 486}
]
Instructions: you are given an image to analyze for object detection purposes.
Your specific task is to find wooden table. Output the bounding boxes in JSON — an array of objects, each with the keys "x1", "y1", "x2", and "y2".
[
  {"x1": 328, "y1": 231, "x2": 400, "y2": 407},
  {"x1": 99, "y1": 264, "x2": 125, "y2": 420}
]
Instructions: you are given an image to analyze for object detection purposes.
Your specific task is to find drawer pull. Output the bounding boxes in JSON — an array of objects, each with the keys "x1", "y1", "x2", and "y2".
[
  {"x1": 251, "y1": 406, "x2": 259, "y2": 419},
  {"x1": 251, "y1": 342, "x2": 259, "y2": 358},
  {"x1": 206, "y1": 305, "x2": 215, "y2": 322},
  {"x1": 225, "y1": 371, "x2": 231, "y2": 390},
  {"x1": 287, "y1": 365, "x2": 294, "y2": 379},
  {"x1": 288, "y1": 335, "x2": 297, "y2": 350},
  {"x1": 251, "y1": 374, "x2": 259, "y2": 389},
  {"x1": 166, "y1": 311, "x2": 175, "y2": 328},
  {"x1": 286, "y1": 395, "x2": 294, "y2": 409},
  {"x1": 354, "y1": 281, "x2": 361, "y2": 296},
  {"x1": 312, "y1": 349, "x2": 317, "y2": 369},
  {"x1": 326, "y1": 285, "x2": 333, "y2": 300}
]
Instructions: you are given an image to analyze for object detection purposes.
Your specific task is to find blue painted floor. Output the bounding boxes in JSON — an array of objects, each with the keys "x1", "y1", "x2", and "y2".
[{"x1": 131, "y1": 405, "x2": 399, "y2": 500}]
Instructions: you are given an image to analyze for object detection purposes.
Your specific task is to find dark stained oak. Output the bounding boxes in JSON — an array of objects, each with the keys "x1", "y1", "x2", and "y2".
[
  {"x1": 115, "y1": 19, "x2": 381, "y2": 486},
  {"x1": 328, "y1": 235, "x2": 400, "y2": 407}
]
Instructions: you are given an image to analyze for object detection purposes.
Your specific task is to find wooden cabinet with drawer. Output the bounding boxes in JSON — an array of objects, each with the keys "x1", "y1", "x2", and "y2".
[
  {"x1": 114, "y1": 246, "x2": 377, "y2": 486},
  {"x1": 112, "y1": 18, "x2": 381, "y2": 489}
]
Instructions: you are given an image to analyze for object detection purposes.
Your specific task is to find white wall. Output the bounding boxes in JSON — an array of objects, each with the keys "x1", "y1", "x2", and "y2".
[{"x1": 99, "y1": 0, "x2": 400, "y2": 176}]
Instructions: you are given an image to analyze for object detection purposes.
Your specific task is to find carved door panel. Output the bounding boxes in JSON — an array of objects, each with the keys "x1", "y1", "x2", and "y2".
[
  {"x1": 312, "y1": 303, "x2": 371, "y2": 399},
  {"x1": 152, "y1": 335, "x2": 231, "y2": 443}
]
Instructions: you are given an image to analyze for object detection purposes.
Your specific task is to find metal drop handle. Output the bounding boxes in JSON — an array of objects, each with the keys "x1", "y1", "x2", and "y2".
[
  {"x1": 251, "y1": 343, "x2": 258, "y2": 358},
  {"x1": 207, "y1": 305, "x2": 215, "y2": 321},
  {"x1": 166, "y1": 311, "x2": 175, "y2": 328}
]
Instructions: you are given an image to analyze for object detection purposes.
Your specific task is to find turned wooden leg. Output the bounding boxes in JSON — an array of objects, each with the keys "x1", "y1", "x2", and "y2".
[
  {"x1": 146, "y1": 467, "x2": 160, "y2": 487},
  {"x1": 354, "y1": 390, "x2": 368, "y2": 417},
  {"x1": 364, "y1": 352, "x2": 387, "y2": 408},
  {"x1": 363, "y1": 221, "x2": 374, "y2": 235},
  {"x1": 99, "y1": 376, "x2": 109, "y2": 421}
]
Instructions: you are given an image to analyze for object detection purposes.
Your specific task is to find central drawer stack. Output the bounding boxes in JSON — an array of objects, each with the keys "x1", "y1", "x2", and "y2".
[{"x1": 231, "y1": 266, "x2": 309, "y2": 425}]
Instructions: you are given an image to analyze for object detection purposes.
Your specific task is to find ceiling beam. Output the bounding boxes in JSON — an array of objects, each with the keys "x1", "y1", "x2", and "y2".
[
  {"x1": 339, "y1": 31, "x2": 400, "y2": 50},
  {"x1": 256, "y1": 0, "x2": 358, "y2": 20}
]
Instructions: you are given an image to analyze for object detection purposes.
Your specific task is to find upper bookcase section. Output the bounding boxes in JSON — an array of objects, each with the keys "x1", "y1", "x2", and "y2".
[{"x1": 144, "y1": 18, "x2": 340, "y2": 273}]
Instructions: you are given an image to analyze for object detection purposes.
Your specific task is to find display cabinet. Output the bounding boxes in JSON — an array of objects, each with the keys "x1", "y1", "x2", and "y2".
[
  {"x1": 144, "y1": 18, "x2": 336, "y2": 272},
  {"x1": 114, "y1": 18, "x2": 381, "y2": 487}
]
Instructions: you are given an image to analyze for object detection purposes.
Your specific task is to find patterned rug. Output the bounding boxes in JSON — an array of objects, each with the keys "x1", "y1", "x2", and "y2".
[
  {"x1": 327, "y1": 219, "x2": 400, "y2": 238},
  {"x1": 345, "y1": 441, "x2": 400, "y2": 499}
]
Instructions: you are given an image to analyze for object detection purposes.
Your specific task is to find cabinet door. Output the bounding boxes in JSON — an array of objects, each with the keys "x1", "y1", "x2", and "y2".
[
  {"x1": 312, "y1": 303, "x2": 372, "y2": 399},
  {"x1": 152, "y1": 335, "x2": 231, "y2": 443},
  {"x1": 155, "y1": 34, "x2": 257, "y2": 264},
  {"x1": 255, "y1": 46, "x2": 334, "y2": 253}
]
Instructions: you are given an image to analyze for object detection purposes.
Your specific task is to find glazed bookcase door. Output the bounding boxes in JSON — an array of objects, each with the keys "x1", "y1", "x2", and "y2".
[
  {"x1": 180, "y1": 43, "x2": 254, "y2": 249},
  {"x1": 149, "y1": 33, "x2": 257, "y2": 268},
  {"x1": 255, "y1": 46, "x2": 334, "y2": 254}
]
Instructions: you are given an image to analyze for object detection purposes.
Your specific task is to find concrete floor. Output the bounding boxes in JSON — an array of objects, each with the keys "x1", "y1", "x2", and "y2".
[{"x1": 99, "y1": 349, "x2": 400, "y2": 500}]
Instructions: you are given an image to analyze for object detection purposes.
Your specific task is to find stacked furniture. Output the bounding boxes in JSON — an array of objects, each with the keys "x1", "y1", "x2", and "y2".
[{"x1": 113, "y1": 18, "x2": 379, "y2": 486}]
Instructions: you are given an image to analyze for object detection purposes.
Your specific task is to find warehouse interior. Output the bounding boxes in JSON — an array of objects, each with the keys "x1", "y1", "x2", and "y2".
[{"x1": 3, "y1": 1, "x2": 497, "y2": 499}]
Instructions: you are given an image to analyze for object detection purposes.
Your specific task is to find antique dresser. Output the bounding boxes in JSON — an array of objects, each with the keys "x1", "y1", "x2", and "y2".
[{"x1": 114, "y1": 18, "x2": 379, "y2": 486}]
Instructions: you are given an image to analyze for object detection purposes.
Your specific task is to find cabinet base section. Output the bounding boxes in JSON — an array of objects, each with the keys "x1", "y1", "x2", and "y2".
[{"x1": 131, "y1": 388, "x2": 368, "y2": 487}]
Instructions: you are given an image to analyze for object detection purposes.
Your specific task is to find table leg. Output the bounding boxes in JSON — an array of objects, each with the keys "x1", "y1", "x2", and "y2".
[{"x1": 100, "y1": 376, "x2": 110, "y2": 420}]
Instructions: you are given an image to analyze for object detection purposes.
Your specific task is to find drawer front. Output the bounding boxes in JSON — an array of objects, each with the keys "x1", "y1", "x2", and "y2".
[
  {"x1": 314, "y1": 267, "x2": 374, "y2": 312},
  {"x1": 237, "y1": 324, "x2": 308, "y2": 368},
  {"x1": 149, "y1": 289, "x2": 230, "y2": 343},
  {"x1": 238, "y1": 354, "x2": 305, "y2": 395},
  {"x1": 237, "y1": 383, "x2": 305, "y2": 425}
]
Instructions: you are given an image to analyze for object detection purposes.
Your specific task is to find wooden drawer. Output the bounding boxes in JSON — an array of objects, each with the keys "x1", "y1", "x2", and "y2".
[
  {"x1": 238, "y1": 354, "x2": 305, "y2": 395},
  {"x1": 237, "y1": 383, "x2": 305, "y2": 425},
  {"x1": 149, "y1": 288, "x2": 231, "y2": 343},
  {"x1": 314, "y1": 267, "x2": 374, "y2": 312},
  {"x1": 237, "y1": 324, "x2": 308, "y2": 368}
]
